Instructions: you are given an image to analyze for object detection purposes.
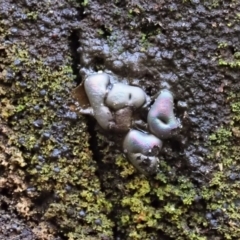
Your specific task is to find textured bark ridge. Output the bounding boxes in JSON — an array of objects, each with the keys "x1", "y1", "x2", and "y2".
[{"x1": 0, "y1": 0, "x2": 240, "y2": 239}]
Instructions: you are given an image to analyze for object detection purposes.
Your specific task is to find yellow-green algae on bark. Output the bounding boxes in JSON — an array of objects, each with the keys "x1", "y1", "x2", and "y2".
[
  {"x1": 98, "y1": 90, "x2": 240, "y2": 240},
  {"x1": 206, "y1": 91, "x2": 240, "y2": 239},
  {"x1": 0, "y1": 40, "x2": 114, "y2": 239},
  {"x1": 1, "y1": 0, "x2": 240, "y2": 239}
]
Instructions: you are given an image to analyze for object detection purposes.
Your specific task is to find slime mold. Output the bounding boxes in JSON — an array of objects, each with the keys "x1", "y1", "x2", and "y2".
[
  {"x1": 76, "y1": 72, "x2": 147, "y2": 132},
  {"x1": 105, "y1": 83, "x2": 146, "y2": 110},
  {"x1": 123, "y1": 130, "x2": 163, "y2": 175},
  {"x1": 83, "y1": 72, "x2": 114, "y2": 130},
  {"x1": 147, "y1": 89, "x2": 179, "y2": 139},
  {"x1": 73, "y1": 71, "x2": 180, "y2": 175}
]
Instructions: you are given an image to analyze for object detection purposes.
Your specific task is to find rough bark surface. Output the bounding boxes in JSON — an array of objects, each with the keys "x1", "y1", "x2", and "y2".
[{"x1": 0, "y1": 0, "x2": 240, "y2": 239}]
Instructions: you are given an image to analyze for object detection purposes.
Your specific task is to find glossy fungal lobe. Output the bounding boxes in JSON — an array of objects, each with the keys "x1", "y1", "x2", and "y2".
[
  {"x1": 105, "y1": 83, "x2": 146, "y2": 110},
  {"x1": 83, "y1": 72, "x2": 114, "y2": 130},
  {"x1": 80, "y1": 72, "x2": 180, "y2": 174},
  {"x1": 84, "y1": 72, "x2": 110, "y2": 110},
  {"x1": 123, "y1": 130, "x2": 163, "y2": 175},
  {"x1": 83, "y1": 72, "x2": 147, "y2": 132},
  {"x1": 147, "y1": 89, "x2": 179, "y2": 139}
]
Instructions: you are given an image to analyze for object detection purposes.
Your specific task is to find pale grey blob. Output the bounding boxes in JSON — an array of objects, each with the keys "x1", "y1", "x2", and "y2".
[
  {"x1": 105, "y1": 83, "x2": 146, "y2": 110},
  {"x1": 84, "y1": 72, "x2": 115, "y2": 130},
  {"x1": 84, "y1": 72, "x2": 110, "y2": 110},
  {"x1": 83, "y1": 72, "x2": 147, "y2": 132},
  {"x1": 147, "y1": 89, "x2": 180, "y2": 139},
  {"x1": 81, "y1": 72, "x2": 180, "y2": 174},
  {"x1": 123, "y1": 130, "x2": 163, "y2": 175}
]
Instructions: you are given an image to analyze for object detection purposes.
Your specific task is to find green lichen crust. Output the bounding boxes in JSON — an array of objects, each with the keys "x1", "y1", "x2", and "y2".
[
  {"x1": 1, "y1": 0, "x2": 240, "y2": 239},
  {"x1": 2, "y1": 42, "x2": 114, "y2": 239},
  {"x1": 206, "y1": 91, "x2": 240, "y2": 239}
]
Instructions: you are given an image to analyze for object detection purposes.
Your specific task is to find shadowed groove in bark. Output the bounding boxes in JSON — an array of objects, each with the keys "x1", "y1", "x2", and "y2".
[
  {"x1": 68, "y1": 5, "x2": 85, "y2": 85},
  {"x1": 68, "y1": 10, "x2": 106, "y2": 190},
  {"x1": 85, "y1": 116, "x2": 103, "y2": 169},
  {"x1": 69, "y1": 30, "x2": 82, "y2": 85},
  {"x1": 68, "y1": 31, "x2": 105, "y2": 178},
  {"x1": 68, "y1": 10, "x2": 107, "y2": 192}
]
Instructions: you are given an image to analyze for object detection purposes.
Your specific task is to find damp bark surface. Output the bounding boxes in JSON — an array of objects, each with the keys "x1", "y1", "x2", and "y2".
[{"x1": 0, "y1": 0, "x2": 240, "y2": 239}]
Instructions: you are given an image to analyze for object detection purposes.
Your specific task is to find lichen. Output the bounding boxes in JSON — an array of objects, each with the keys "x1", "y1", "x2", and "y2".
[
  {"x1": 1, "y1": 0, "x2": 240, "y2": 239},
  {"x1": 1, "y1": 40, "x2": 114, "y2": 239}
]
